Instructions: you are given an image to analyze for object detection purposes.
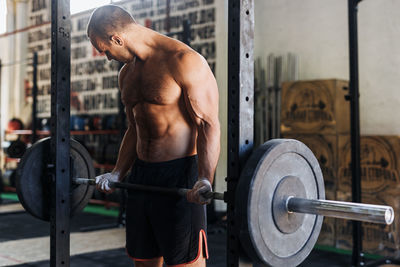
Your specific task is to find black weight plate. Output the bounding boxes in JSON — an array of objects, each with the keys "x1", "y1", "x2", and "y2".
[
  {"x1": 16, "y1": 137, "x2": 95, "y2": 221},
  {"x1": 236, "y1": 139, "x2": 325, "y2": 267}
]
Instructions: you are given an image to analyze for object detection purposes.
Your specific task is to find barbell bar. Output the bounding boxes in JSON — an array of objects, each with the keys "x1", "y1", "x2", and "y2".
[
  {"x1": 73, "y1": 178, "x2": 225, "y2": 200},
  {"x1": 73, "y1": 177, "x2": 393, "y2": 225},
  {"x1": 286, "y1": 197, "x2": 394, "y2": 225},
  {"x1": 15, "y1": 137, "x2": 397, "y2": 267}
]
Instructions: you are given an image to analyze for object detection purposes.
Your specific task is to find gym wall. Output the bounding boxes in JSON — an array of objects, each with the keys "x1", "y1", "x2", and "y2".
[{"x1": 253, "y1": 0, "x2": 400, "y2": 135}]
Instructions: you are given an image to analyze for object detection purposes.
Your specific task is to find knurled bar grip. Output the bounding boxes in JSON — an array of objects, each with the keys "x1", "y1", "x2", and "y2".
[
  {"x1": 73, "y1": 178, "x2": 225, "y2": 200},
  {"x1": 287, "y1": 197, "x2": 394, "y2": 225}
]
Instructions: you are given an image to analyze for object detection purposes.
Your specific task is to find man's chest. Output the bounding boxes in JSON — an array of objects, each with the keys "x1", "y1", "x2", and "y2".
[{"x1": 121, "y1": 64, "x2": 182, "y2": 106}]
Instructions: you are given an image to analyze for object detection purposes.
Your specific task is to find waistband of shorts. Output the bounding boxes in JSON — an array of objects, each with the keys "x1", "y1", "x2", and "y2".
[{"x1": 134, "y1": 155, "x2": 198, "y2": 168}]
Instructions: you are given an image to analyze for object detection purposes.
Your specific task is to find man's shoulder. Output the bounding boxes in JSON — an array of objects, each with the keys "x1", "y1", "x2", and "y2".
[
  {"x1": 169, "y1": 49, "x2": 205, "y2": 70},
  {"x1": 174, "y1": 48, "x2": 201, "y2": 61}
]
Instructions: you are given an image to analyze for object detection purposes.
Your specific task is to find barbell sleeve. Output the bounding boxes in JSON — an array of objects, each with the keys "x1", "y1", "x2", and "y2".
[
  {"x1": 287, "y1": 197, "x2": 394, "y2": 225},
  {"x1": 73, "y1": 178, "x2": 225, "y2": 200}
]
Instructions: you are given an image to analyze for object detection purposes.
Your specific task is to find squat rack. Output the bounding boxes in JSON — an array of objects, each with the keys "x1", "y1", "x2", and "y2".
[
  {"x1": 225, "y1": 1, "x2": 396, "y2": 266},
  {"x1": 226, "y1": 0, "x2": 254, "y2": 266},
  {"x1": 47, "y1": 1, "x2": 396, "y2": 267},
  {"x1": 50, "y1": 0, "x2": 71, "y2": 266}
]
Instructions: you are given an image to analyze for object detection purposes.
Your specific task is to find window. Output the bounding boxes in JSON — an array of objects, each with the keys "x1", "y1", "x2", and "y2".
[
  {"x1": 0, "y1": 0, "x2": 7, "y2": 34},
  {"x1": 70, "y1": 0, "x2": 113, "y2": 15}
]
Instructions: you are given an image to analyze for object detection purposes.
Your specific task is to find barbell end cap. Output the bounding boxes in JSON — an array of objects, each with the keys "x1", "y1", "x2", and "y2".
[{"x1": 385, "y1": 207, "x2": 395, "y2": 225}]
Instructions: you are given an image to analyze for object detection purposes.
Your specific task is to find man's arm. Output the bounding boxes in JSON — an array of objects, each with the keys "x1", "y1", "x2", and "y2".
[
  {"x1": 112, "y1": 114, "x2": 138, "y2": 180},
  {"x1": 112, "y1": 65, "x2": 138, "y2": 181},
  {"x1": 96, "y1": 66, "x2": 138, "y2": 192},
  {"x1": 174, "y1": 51, "x2": 220, "y2": 200}
]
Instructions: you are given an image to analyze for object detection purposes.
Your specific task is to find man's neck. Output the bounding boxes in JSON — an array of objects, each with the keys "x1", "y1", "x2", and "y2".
[{"x1": 125, "y1": 25, "x2": 161, "y2": 61}]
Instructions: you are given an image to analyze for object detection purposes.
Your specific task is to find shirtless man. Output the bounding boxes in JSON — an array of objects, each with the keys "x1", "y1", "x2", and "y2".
[{"x1": 86, "y1": 5, "x2": 220, "y2": 267}]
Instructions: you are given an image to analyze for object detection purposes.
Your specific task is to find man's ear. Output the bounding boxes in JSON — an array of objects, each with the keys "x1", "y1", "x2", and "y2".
[{"x1": 110, "y1": 35, "x2": 123, "y2": 46}]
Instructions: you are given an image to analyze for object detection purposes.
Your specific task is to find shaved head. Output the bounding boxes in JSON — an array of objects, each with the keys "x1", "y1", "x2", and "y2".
[{"x1": 87, "y1": 5, "x2": 136, "y2": 41}]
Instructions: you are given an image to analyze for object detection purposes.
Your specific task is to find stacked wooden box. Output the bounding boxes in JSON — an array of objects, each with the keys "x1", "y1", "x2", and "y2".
[
  {"x1": 281, "y1": 79, "x2": 400, "y2": 258},
  {"x1": 281, "y1": 79, "x2": 350, "y2": 247},
  {"x1": 335, "y1": 136, "x2": 400, "y2": 257}
]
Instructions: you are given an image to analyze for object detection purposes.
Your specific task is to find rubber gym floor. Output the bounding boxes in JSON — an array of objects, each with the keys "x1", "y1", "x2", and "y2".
[{"x1": 0, "y1": 193, "x2": 394, "y2": 267}]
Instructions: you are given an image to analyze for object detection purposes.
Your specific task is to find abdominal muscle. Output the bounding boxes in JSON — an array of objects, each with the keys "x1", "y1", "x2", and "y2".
[{"x1": 133, "y1": 102, "x2": 197, "y2": 162}]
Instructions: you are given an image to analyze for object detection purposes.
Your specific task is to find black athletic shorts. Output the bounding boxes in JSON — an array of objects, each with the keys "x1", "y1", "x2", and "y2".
[{"x1": 125, "y1": 155, "x2": 208, "y2": 265}]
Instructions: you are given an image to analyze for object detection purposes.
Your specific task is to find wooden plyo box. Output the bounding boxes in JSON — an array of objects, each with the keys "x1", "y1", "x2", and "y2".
[
  {"x1": 337, "y1": 135, "x2": 400, "y2": 194},
  {"x1": 335, "y1": 135, "x2": 400, "y2": 257},
  {"x1": 281, "y1": 79, "x2": 350, "y2": 135}
]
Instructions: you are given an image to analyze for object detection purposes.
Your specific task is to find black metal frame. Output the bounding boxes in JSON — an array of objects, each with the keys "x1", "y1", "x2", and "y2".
[
  {"x1": 32, "y1": 52, "x2": 38, "y2": 143},
  {"x1": 348, "y1": 1, "x2": 400, "y2": 266},
  {"x1": 227, "y1": 0, "x2": 254, "y2": 266},
  {"x1": 50, "y1": 0, "x2": 71, "y2": 266},
  {"x1": 348, "y1": 1, "x2": 363, "y2": 266}
]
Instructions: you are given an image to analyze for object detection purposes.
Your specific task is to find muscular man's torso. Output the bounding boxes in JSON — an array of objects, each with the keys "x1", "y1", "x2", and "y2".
[{"x1": 120, "y1": 38, "x2": 197, "y2": 162}]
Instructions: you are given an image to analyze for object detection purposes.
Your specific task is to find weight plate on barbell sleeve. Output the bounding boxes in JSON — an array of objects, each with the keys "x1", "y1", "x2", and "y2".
[
  {"x1": 16, "y1": 137, "x2": 95, "y2": 221},
  {"x1": 236, "y1": 139, "x2": 325, "y2": 267}
]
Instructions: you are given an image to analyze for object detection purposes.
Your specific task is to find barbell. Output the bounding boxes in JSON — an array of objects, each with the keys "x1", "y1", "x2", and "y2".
[
  {"x1": 15, "y1": 137, "x2": 395, "y2": 267},
  {"x1": 72, "y1": 177, "x2": 393, "y2": 225}
]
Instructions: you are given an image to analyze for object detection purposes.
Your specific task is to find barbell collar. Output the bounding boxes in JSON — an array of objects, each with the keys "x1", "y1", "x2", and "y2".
[
  {"x1": 73, "y1": 178, "x2": 225, "y2": 201},
  {"x1": 286, "y1": 197, "x2": 394, "y2": 225}
]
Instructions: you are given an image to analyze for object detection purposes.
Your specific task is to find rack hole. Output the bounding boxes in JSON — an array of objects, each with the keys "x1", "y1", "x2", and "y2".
[
  {"x1": 246, "y1": 10, "x2": 250, "y2": 15},
  {"x1": 246, "y1": 53, "x2": 249, "y2": 58},
  {"x1": 245, "y1": 96, "x2": 249, "y2": 101}
]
